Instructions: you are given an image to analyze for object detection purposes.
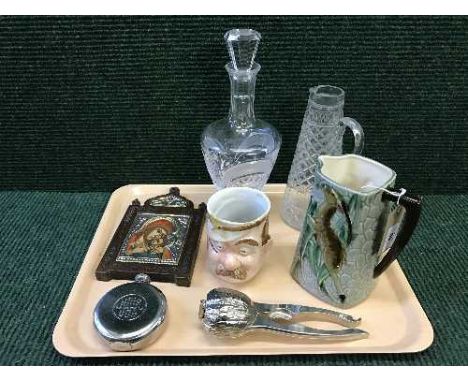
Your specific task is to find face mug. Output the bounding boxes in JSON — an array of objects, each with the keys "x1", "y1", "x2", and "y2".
[
  {"x1": 291, "y1": 154, "x2": 422, "y2": 308},
  {"x1": 206, "y1": 187, "x2": 272, "y2": 283}
]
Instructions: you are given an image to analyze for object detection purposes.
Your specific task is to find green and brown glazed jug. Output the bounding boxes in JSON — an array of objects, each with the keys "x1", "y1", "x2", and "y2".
[{"x1": 291, "y1": 154, "x2": 422, "y2": 308}]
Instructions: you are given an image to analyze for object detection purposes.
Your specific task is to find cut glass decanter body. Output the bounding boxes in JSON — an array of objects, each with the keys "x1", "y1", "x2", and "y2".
[{"x1": 201, "y1": 29, "x2": 281, "y2": 190}]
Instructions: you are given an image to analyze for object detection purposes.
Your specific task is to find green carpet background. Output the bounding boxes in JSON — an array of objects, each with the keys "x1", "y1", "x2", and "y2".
[{"x1": 0, "y1": 16, "x2": 467, "y2": 193}]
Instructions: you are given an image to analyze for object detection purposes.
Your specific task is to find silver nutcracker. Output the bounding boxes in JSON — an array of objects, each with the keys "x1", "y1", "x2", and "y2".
[{"x1": 199, "y1": 288, "x2": 368, "y2": 341}]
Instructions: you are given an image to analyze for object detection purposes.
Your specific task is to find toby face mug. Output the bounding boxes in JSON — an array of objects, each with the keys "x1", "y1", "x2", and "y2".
[
  {"x1": 291, "y1": 154, "x2": 422, "y2": 308},
  {"x1": 206, "y1": 187, "x2": 272, "y2": 283}
]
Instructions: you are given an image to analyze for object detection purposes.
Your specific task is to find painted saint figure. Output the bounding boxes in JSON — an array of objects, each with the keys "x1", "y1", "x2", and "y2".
[{"x1": 126, "y1": 218, "x2": 175, "y2": 261}]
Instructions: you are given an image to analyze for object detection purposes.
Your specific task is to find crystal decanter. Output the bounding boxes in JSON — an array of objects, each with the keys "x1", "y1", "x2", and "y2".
[
  {"x1": 201, "y1": 29, "x2": 281, "y2": 190},
  {"x1": 281, "y1": 85, "x2": 364, "y2": 230}
]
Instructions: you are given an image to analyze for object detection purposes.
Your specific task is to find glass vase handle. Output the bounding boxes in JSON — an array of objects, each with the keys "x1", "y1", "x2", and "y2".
[{"x1": 339, "y1": 117, "x2": 364, "y2": 154}]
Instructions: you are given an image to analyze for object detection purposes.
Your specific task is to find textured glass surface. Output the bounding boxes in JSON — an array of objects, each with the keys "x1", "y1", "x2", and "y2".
[
  {"x1": 224, "y1": 28, "x2": 261, "y2": 70},
  {"x1": 281, "y1": 85, "x2": 361, "y2": 229},
  {"x1": 201, "y1": 30, "x2": 281, "y2": 190}
]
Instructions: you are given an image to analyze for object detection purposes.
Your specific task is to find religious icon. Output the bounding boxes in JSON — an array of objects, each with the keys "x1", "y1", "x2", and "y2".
[
  {"x1": 126, "y1": 218, "x2": 175, "y2": 260},
  {"x1": 95, "y1": 187, "x2": 206, "y2": 286},
  {"x1": 117, "y1": 213, "x2": 190, "y2": 265}
]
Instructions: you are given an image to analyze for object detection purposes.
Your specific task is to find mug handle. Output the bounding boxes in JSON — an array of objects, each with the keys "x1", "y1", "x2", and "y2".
[
  {"x1": 340, "y1": 117, "x2": 364, "y2": 154},
  {"x1": 373, "y1": 188, "x2": 422, "y2": 278}
]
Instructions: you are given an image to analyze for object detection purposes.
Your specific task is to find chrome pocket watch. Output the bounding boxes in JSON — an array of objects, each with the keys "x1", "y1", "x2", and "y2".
[{"x1": 93, "y1": 274, "x2": 167, "y2": 351}]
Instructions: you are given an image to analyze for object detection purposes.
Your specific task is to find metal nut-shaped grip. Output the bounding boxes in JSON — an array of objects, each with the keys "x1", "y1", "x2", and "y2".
[{"x1": 199, "y1": 288, "x2": 255, "y2": 338}]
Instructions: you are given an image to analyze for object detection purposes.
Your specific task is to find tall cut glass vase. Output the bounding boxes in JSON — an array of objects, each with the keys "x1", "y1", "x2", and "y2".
[{"x1": 281, "y1": 85, "x2": 364, "y2": 230}]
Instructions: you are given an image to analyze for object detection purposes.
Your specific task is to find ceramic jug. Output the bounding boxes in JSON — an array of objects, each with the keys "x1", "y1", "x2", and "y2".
[{"x1": 291, "y1": 154, "x2": 422, "y2": 308}]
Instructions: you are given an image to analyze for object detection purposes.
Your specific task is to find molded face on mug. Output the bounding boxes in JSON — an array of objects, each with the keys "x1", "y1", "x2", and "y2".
[
  {"x1": 206, "y1": 187, "x2": 271, "y2": 283},
  {"x1": 207, "y1": 221, "x2": 271, "y2": 282}
]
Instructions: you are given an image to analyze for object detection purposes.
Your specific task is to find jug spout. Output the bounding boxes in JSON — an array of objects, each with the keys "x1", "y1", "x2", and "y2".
[
  {"x1": 317, "y1": 154, "x2": 396, "y2": 194},
  {"x1": 309, "y1": 85, "x2": 345, "y2": 109}
]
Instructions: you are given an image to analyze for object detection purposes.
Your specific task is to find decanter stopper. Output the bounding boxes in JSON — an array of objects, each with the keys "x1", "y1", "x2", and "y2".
[{"x1": 224, "y1": 28, "x2": 261, "y2": 70}]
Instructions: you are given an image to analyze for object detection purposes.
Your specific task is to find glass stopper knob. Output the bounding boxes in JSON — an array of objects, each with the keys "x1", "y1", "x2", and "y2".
[{"x1": 224, "y1": 28, "x2": 261, "y2": 70}]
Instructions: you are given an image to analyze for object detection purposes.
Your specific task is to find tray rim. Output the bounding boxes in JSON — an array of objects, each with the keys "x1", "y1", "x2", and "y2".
[{"x1": 53, "y1": 183, "x2": 434, "y2": 358}]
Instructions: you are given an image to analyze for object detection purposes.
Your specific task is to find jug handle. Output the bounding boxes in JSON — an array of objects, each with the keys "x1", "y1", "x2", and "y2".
[
  {"x1": 373, "y1": 188, "x2": 422, "y2": 278},
  {"x1": 340, "y1": 117, "x2": 364, "y2": 154}
]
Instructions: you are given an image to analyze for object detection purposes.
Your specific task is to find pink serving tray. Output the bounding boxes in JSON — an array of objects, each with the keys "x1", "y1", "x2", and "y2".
[{"x1": 53, "y1": 184, "x2": 433, "y2": 357}]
